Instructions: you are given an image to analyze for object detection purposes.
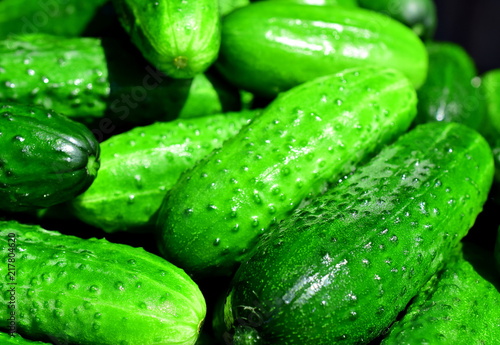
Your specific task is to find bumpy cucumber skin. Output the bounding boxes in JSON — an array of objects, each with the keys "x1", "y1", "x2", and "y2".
[
  {"x1": 0, "y1": 221, "x2": 206, "y2": 345},
  {"x1": 381, "y1": 243, "x2": 500, "y2": 344},
  {"x1": 71, "y1": 111, "x2": 256, "y2": 233},
  {"x1": 221, "y1": 122, "x2": 494, "y2": 345},
  {"x1": 157, "y1": 66, "x2": 417, "y2": 277},
  {"x1": 0, "y1": 0, "x2": 108, "y2": 39},
  {"x1": 113, "y1": 0, "x2": 220, "y2": 79},
  {"x1": 217, "y1": 2, "x2": 427, "y2": 97},
  {"x1": 0, "y1": 333, "x2": 50, "y2": 344},
  {"x1": 0, "y1": 103, "x2": 100, "y2": 212},
  {"x1": 0, "y1": 34, "x2": 109, "y2": 119},
  {"x1": 358, "y1": 0, "x2": 436, "y2": 39},
  {"x1": 414, "y1": 41, "x2": 485, "y2": 131}
]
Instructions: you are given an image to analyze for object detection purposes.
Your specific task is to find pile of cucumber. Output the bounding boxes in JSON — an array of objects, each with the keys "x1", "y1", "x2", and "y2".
[{"x1": 1, "y1": 0, "x2": 500, "y2": 344}]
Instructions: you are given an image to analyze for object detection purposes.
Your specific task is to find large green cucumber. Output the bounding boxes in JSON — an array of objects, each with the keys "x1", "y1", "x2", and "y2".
[
  {"x1": 357, "y1": 0, "x2": 437, "y2": 39},
  {"x1": 219, "y1": 122, "x2": 494, "y2": 345},
  {"x1": 112, "y1": 0, "x2": 220, "y2": 79},
  {"x1": 157, "y1": 66, "x2": 417, "y2": 277},
  {"x1": 0, "y1": 220, "x2": 206, "y2": 345},
  {"x1": 0, "y1": 34, "x2": 240, "y2": 126},
  {"x1": 0, "y1": 103, "x2": 100, "y2": 212},
  {"x1": 216, "y1": 2, "x2": 427, "y2": 97},
  {"x1": 71, "y1": 111, "x2": 257, "y2": 233},
  {"x1": 381, "y1": 242, "x2": 500, "y2": 344},
  {"x1": 0, "y1": 0, "x2": 107, "y2": 39},
  {"x1": 414, "y1": 41, "x2": 485, "y2": 131}
]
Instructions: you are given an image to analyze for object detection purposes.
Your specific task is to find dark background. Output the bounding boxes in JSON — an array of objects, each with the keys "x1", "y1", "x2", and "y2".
[{"x1": 434, "y1": 0, "x2": 500, "y2": 74}]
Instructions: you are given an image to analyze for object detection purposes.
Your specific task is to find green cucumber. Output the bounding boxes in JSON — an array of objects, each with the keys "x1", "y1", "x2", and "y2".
[
  {"x1": 0, "y1": 34, "x2": 109, "y2": 121},
  {"x1": 0, "y1": 333, "x2": 51, "y2": 344},
  {"x1": 112, "y1": 0, "x2": 221, "y2": 79},
  {"x1": 357, "y1": 0, "x2": 437, "y2": 39},
  {"x1": 71, "y1": 111, "x2": 257, "y2": 233},
  {"x1": 0, "y1": 34, "x2": 240, "y2": 126},
  {"x1": 0, "y1": 220, "x2": 206, "y2": 345},
  {"x1": 261, "y1": 0, "x2": 358, "y2": 7},
  {"x1": 0, "y1": 103, "x2": 100, "y2": 212},
  {"x1": 219, "y1": 122, "x2": 494, "y2": 345},
  {"x1": 216, "y1": 2, "x2": 427, "y2": 97},
  {"x1": 414, "y1": 41, "x2": 486, "y2": 131},
  {"x1": 381, "y1": 242, "x2": 500, "y2": 344},
  {"x1": 0, "y1": 0, "x2": 108, "y2": 39},
  {"x1": 157, "y1": 66, "x2": 418, "y2": 277}
]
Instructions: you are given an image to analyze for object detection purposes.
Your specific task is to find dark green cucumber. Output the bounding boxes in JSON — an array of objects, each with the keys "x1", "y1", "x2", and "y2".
[
  {"x1": 217, "y1": 2, "x2": 427, "y2": 97},
  {"x1": 261, "y1": 0, "x2": 358, "y2": 7},
  {"x1": 0, "y1": 333, "x2": 50, "y2": 344},
  {"x1": 381, "y1": 242, "x2": 500, "y2": 344},
  {"x1": 0, "y1": 0, "x2": 107, "y2": 39},
  {"x1": 219, "y1": 122, "x2": 494, "y2": 345},
  {"x1": 71, "y1": 111, "x2": 257, "y2": 233},
  {"x1": 157, "y1": 66, "x2": 418, "y2": 277},
  {"x1": 358, "y1": 0, "x2": 437, "y2": 39},
  {"x1": 414, "y1": 41, "x2": 486, "y2": 131},
  {"x1": 0, "y1": 220, "x2": 206, "y2": 345},
  {"x1": 113, "y1": 0, "x2": 220, "y2": 79},
  {"x1": 0, "y1": 103, "x2": 100, "y2": 212}
]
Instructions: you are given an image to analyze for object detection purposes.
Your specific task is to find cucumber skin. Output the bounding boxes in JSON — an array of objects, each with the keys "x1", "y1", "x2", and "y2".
[
  {"x1": 219, "y1": 0, "x2": 250, "y2": 16},
  {"x1": 414, "y1": 41, "x2": 485, "y2": 131},
  {"x1": 0, "y1": 0, "x2": 107, "y2": 39},
  {"x1": 113, "y1": 0, "x2": 220, "y2": 79},
  {"x1": 0, "y1": 220, "x2": 206, "y2": 345},
  {"x1": 217, "y1": 2, "x2": 427, "y2": 97},
  {"x1": 0, "y1": 34, "x2": 109, "y2": 119},
  {"x1": 381, "y1": 243, "x2": 500, "y2": 344},
  {"x1": 71, "y1": 111, "x2": 256, "y2": 233},
  {"x1": 357, "y1": 0, "x2": 437, "y2": 39},
  {"x1": 0, "y1": 103, "x2": 100, "y2": 212},
  {"x1": 157, "y1": 66, "x2": 418, "y2": 277},
  {"x1": 221, "y1": 122, "x2": 494, "y2": 345},
  {"x1": 0, "y1": 333, "x2": 50, "y2": 344}
]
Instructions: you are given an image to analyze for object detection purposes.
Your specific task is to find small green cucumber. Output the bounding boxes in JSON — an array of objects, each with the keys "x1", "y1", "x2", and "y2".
[
  {"x1": 414, "y1": 41, "x2": 486, "y2": 131},
  {"x1": 0, "y1": 103, "x2": 100, "y2": 212},
  {"x1": 0, "y1": 0, "x2": 107, "y2": 39},
  {"x1": 219, "y1": 122, "x2": 494, "y2": 345},
  {"x1": 0, "y1": 220, "x2": 206, "y2": 345},
  {"x1": 217, "y1": 2, "x2": 427, "y2": 97},
  {"x1": 157, "y1": 66, "x2": 418, "y2": 277},
  {"x1": 0, "y1": 333, "x2": 51, "y2": 344},
  {"x1": 482, "y1": 69, "x2": 500, "y2": 135},
  {"x1": 112, "y1": 0, "x2": 221, "y2": 79},
  {"x1": 381, "y1": 242, "x2": 500, "y2": 344},
  {"x1": 357, "y1": 0, "x2": 437, "y2": 39},
  {"x1": 71, "y1": 111, "x2": 257, "y2": 233}
]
